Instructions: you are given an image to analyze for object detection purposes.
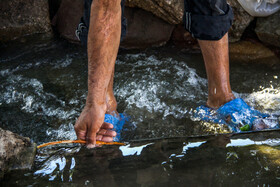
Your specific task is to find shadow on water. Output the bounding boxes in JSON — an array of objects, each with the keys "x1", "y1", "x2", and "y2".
[
  {"x1": 2, "y1": 131, "x2": 280, "y2": 186},
  {"x1": 1, "y1": 38, "x2": 280, "y2": 186}
]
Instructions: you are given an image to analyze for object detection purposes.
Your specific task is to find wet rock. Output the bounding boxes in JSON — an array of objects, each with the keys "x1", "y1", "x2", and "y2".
[
  {"x1": 229, "y1": 40, "x2": 280, "y2": 66},
  {"x1": 125, "y1": 0, "x2": 184, "y2": 25},
  {"x1": 0, "y1": 128, "x2": 36, "y2": 179},
  {"x1": 227, "y1": 0, "x2": 254, "y2": 42},
  {"x1": 0, "y1": 0, "x2": 52, "y2": 42},
  {"x1": 255, "y1": 11, "x2": 280, "y2": 48},
  {"x1": 171, "y1": 24, "x2": 199, "y2": 50},
  {"x1": 52, "y1": 0, "x2": 83, "y2": 43},
  {"x1": 121, "y1": 7, "x2": 175, "y2": 49}
]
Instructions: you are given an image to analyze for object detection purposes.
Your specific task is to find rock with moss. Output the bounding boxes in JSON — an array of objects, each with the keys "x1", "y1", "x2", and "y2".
[{"x1": 0, "y1": 128, "x2": 36, "y2": 179}]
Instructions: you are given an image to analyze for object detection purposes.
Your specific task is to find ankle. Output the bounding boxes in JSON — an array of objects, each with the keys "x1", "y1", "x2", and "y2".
[
  {"x1": 207, "y1": 93, "x2": 235, "y2": 109},
  {"x1": 106, "y1": 93, "x2": 118, "y2": 116}
]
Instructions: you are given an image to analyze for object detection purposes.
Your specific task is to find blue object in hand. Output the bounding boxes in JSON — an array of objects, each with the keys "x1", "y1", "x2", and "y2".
[{"x1": 104, "y1": 113, "x2": 128, "y2": 141}]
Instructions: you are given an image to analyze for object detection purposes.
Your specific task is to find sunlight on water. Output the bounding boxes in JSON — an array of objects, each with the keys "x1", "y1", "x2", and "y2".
[{"x1": 246, "y1": 87, "x2": 280, "y2": 113}]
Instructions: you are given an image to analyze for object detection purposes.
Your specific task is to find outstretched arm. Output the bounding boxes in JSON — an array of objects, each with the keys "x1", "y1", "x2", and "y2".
[{"x1": 75, "y1": 0, "x2": 122, "y2": 148}]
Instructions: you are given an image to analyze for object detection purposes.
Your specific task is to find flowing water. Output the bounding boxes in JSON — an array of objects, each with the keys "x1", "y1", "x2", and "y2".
[{"x1": 1, "y1": 37, "x2": 280, "y2": 186}]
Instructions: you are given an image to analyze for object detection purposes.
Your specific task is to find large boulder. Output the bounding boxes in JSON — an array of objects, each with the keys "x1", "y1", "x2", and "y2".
[
  {"x1": 52, "y1": 0, "x2": 83, "y2": 43},
  {"x1": 0, "y1": 0, "x2": 52, "y2": 42},
  {"x1": 0, "y1": 128, "x2": 36, "y2": 179},
  {"x1": 121, "y1": 7, "x2": 175, "y2": 49},
  {"x1": 125, "y1": 0, "x2": 184, "y2": 25},
  {"x1": 255, "y1": 11, "x2": 280, "y2": 48}
]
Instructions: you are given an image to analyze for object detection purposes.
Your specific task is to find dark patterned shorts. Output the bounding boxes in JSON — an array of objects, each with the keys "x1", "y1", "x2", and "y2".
[
  {"x1": 76, "y1": 0, "x2": 234, "y2": 46},
  {"x1": 184, "y1": 0, "x2": 234, "y2": 40}
]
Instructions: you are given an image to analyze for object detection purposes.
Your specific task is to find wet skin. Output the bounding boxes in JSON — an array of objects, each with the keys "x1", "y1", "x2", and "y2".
[
  {"x1": 74, "y1": 0, "x2": 122, "y2": 148},
  {"x1": 75, "y1": 0, "x2": 235, "y2": 147},
  {"x1": 198, "y1": 34, "x2": 235, "y2": 108}
]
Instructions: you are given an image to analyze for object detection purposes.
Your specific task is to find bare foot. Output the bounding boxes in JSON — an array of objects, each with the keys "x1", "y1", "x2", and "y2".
[
  {"x1": 206, "y1": 92, "x2": 235, "y2": 109},
  {"x1": 106, "y1": 91, "x2": 119, "y2": 117}
]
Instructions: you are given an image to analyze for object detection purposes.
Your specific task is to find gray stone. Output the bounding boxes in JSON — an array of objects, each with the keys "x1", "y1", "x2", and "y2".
[
  {"x1": 0, "y1": 0, "x2": 52, "y2": 42},
  {"x1": 121, "y1": 7, "x2": 175, "y2": 49},
  {"x1": 227, "y1": 0, "x2": 254, "y2": 42},
  {"x1": 0, "y1": 128, "x2": 36, "y2": 179},
  {"x1": 255, "y1": 11, "x2": 280, "y2": 48}
]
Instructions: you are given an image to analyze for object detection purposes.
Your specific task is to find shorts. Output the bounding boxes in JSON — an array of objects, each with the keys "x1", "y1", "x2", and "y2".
[
  {"x1": 76, "y1": 0, "x2": 127, "y2": 46},
  {"x1": 183, "y1": 0, "x2": 234, "y2": 40},
  {"x1": 76, "y1": 0, "x2": 233, "y2": 45}
]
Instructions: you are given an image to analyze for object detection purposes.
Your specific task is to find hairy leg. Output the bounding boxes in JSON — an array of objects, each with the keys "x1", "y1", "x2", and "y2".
[
  {"x1": 106, "y1": 68, "x2": 118, "y2": 116},
  {"x1": 198, "y1": 33, "x2": 235, "y2": 108}
]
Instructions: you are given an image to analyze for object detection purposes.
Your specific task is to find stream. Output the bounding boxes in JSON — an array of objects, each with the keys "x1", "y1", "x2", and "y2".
[{"x1": 1, "y1": 37, "x2": 280, "y2": 186}]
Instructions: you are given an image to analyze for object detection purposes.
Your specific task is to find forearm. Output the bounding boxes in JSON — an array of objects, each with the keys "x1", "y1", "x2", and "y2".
[{"x1": 87, "y1": 0, "x2": 122, "y2": 105}]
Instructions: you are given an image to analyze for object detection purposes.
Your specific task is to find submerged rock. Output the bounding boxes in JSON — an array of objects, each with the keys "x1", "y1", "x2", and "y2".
[
  {"x1": 0, "y1": 0, "x2": 52, "y2": 42},
  {"x1": 255, "y1": 11, "x2": 280, "y2": 48},
  {"x1": 0, "y1": 128, "x2": 36, "y2": 179}
]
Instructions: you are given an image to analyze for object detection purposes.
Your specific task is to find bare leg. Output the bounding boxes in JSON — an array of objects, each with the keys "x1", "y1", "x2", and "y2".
[
  {"x1": 198, "y1": 33, "x2": 235, "y2": 108},
  {"x1": 106, "y1": 68, "x2": 118, "y2": 116}
]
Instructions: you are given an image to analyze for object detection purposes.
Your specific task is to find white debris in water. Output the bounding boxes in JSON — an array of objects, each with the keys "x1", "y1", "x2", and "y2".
[{"x1": 245, "y1": 87, "x2": 280, "y2": 113}]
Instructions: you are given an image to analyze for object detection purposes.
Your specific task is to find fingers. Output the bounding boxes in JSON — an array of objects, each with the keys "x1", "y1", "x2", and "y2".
[
  {"x1": 96, "y1": 134, "x2": 114, "y2": 142},
  {"x1": 78, "y1": 120, "x2": 116, "y2": 148},
  {"x1": 101, "y1": 122, "x2": 114, "y2": 129},
  {"x1": 97, "y1": 129, "x2": 117, "y2": 137},
  {"x1": 96, "y1": 123, "x2": 117, "y2": 142},
  {"x1": 74, "y1": 119, "x2": 87, "y2": 141},
  {"x1": 86, "y1": 124, "x2": 98, "y2": 149}
]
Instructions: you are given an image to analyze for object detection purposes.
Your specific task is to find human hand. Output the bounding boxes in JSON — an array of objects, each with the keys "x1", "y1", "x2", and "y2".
[{"x1": 74, "y1": 103, "x2": 117, "y2": 148}]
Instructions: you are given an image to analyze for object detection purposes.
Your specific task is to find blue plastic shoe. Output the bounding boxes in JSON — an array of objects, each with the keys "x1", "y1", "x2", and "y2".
[
  {"x1": 195, "y1": 98, "x2": 270, "y2": 132},
  {"x1": 104, "y1": 113, "x2": 129, "y2": 141}
]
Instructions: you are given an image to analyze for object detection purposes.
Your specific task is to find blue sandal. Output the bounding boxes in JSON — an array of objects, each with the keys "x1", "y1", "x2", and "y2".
[{"x1": 195, "y1": 98, "x2": 276, "y2": 132}]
